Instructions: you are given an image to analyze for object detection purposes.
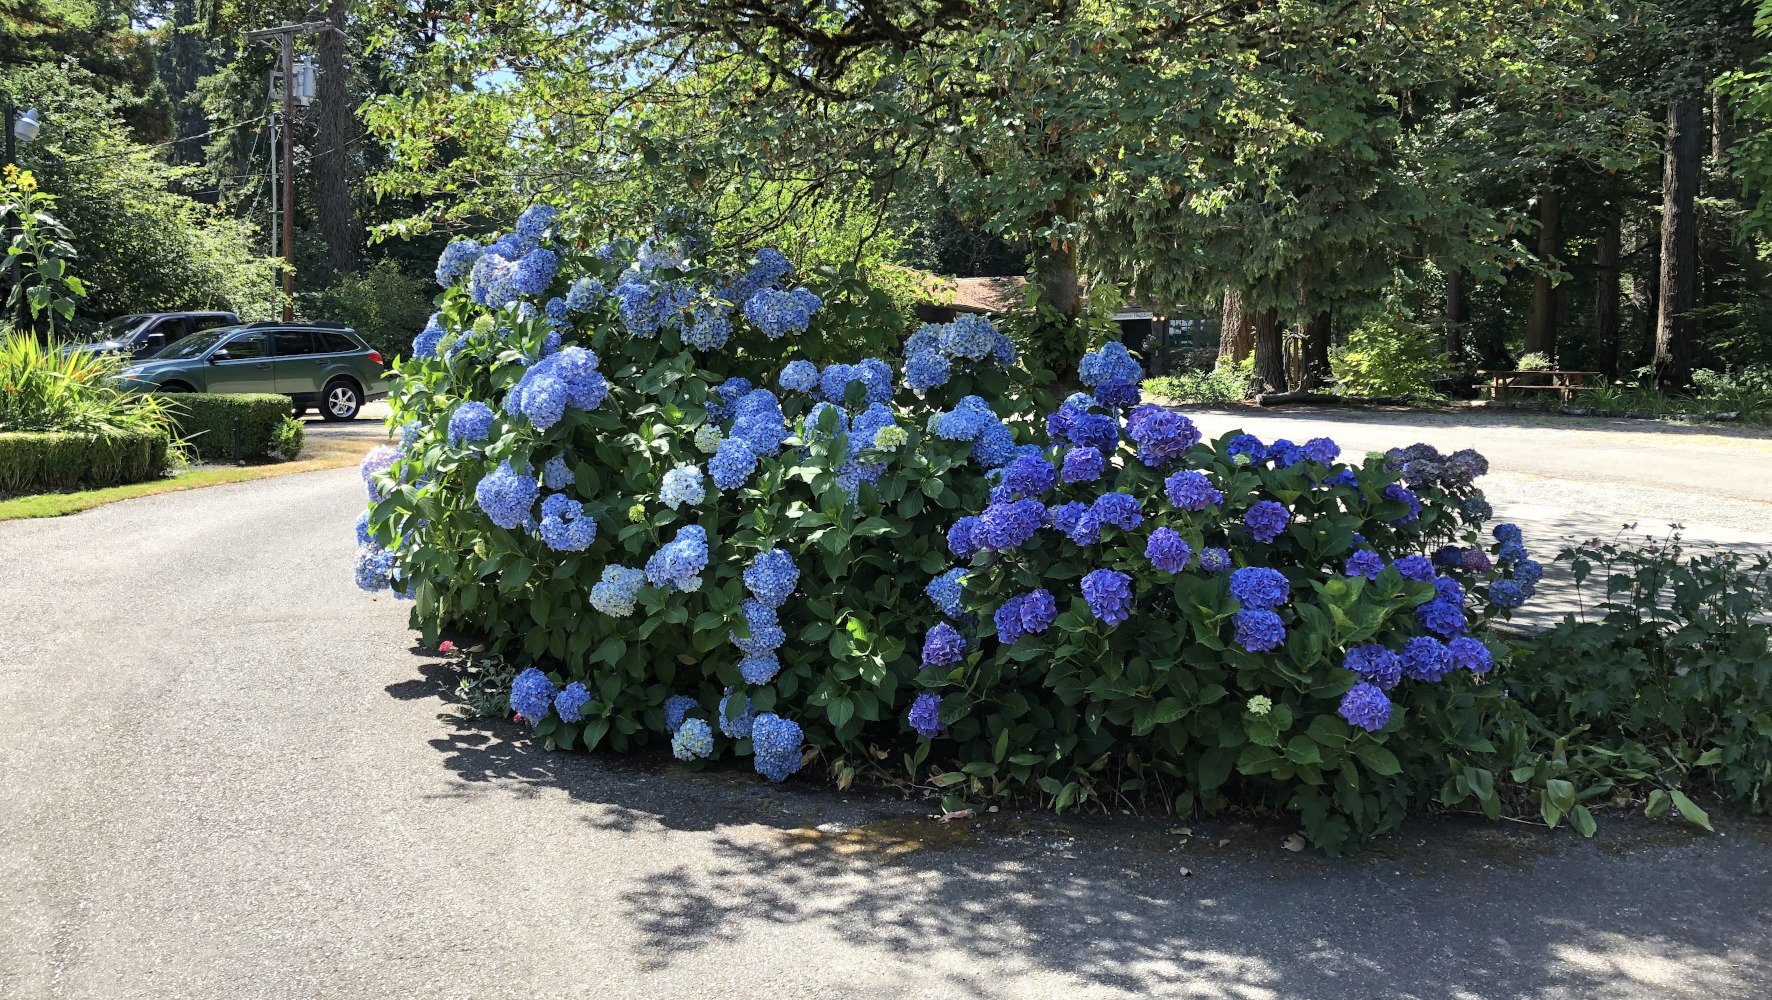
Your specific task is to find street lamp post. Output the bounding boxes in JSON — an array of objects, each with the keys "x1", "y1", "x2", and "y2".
[{"x1": 2, "y1": 101, "x2": 40, "y2": 335}]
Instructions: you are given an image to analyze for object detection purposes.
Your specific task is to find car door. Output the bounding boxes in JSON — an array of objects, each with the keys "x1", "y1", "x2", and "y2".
[
  {"x1": 271, "y1": 329, "x2": 323, "y2": 396},
  {"x1": 204, "y1": 331, "x2": 275, "y2": 393},
  {"x1": 133, "y1": 317, "x2": 189, "y2": 360}
]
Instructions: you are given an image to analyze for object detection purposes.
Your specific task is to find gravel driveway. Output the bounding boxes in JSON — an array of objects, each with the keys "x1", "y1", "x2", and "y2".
[{"x1": 3, "y1": 423, "x2": 1771, "y2": 998}]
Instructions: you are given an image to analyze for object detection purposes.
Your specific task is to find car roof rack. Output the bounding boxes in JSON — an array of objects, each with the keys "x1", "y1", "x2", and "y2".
[{"x1": 240, "y1": 319, "x2": 354, "y2": 330}]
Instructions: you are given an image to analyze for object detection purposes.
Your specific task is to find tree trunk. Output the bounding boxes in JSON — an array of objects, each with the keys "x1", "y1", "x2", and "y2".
[
  {"x1": 1594, "y1": 212, "x2": 1621, "y2": 381},
  {"x1": 1300, "y1": 310, "x2": 1333, "y2": 389},
  {"x1": 1523, "y1": 183, "x2": 1560, "y2": 360},
  {"x1": 1712, "y1": 88, "x2": 1730, "y2": 163},
  {"x1": 1444, "y1": 270, "x2": 1464, "y2": 359},
  {"x1": 1251, "y1": 308, "x2": 1285, "y2": 394},
  {"x1": 315, "y1": 0, "x2": 364, "y2": 278},
  {"x1": 1034, "y1": 194, "x2": 1081, "y2": 320},
  {"x1": 1630, "y1": 229, "x2": 1658, "y2": 375},
  {"x1": 1218, "y1": 287, "x2": 1252, "y2": 365},
  {"x1": 1656, "y1": 98, "x2": 1702, "y2": 391}
]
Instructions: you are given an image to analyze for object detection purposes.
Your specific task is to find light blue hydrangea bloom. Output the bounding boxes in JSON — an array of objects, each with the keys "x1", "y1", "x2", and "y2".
[
  {"x1": 780, "y1": 360, "x2": 820, "y2": 393},
  {"x1": 435, "y1": 239, "x2": 483, "y2": 287},
  {"x1": 538, "y1": 493, "x2": 597, "y2": 551},
  {"x1": 554, "y1": 681, "x2": 590, "y2": 723},
  {"x1": 751, "y1": 713, "x2": 804, "y2": 782},
  {"x1": 645, "y1": 524, "x2": 709, "y2": 592},
  {"x1": 661, "y1": 465, "x2": 706, "y2": 510},
  {"x1": 718, "y1": 690, "x2": 756, "y2": 739},
  {"x1": 509, "y1": 668, "x2": 555, "y2": 725},
  {"x1": 672, "y1": 718, "x2": 715, "y2": 760},
  {"x1": 475, "y1": 461, "x2": 538, "y2": 529},
  {"x1": 744, "y1": 549, "x2": 799, "y2": 608},
  {"x1": 590, "y1": 565, "x2": 647, "y2": 617},
  {"x1": 1078, "y1": 342, "x2": 1143, "y2": 387}
]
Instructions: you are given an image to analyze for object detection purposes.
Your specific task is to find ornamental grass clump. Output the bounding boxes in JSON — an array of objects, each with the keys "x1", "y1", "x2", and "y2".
[{"x1": 361, "y1": 206, "x2": 1033, "y2": 783}]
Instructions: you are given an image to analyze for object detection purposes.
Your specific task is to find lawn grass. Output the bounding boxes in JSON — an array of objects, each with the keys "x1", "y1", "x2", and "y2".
[{"x1": 0, "y1": 431, "x2": 382, "y2": 521}]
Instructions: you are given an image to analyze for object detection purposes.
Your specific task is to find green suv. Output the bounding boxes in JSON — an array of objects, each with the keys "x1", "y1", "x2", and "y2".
[{"x1": 117, "y1": 321, "x2": 392, "y2": 421}]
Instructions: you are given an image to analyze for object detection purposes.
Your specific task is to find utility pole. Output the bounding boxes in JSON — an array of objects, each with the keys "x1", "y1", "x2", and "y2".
[{"x1": 243, "y1": 20, "x2": 334, "y2": 322}]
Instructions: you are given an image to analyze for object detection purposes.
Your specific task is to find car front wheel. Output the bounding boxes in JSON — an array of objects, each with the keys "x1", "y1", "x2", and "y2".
[{"x1": 321, "y1": 380, "x2": 361, "y2": 421}]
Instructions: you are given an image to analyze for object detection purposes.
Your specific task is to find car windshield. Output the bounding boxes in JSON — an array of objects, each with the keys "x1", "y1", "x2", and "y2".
[
  {"x1": 151, "y1": 328, "x2": 236, "y2": 360},
  {"x1": 93, "y1": 315, "x2": 149, "y2": 342}
]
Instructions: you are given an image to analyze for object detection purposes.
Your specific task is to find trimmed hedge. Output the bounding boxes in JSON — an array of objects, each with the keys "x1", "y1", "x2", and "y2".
[
  {"x1": 159, "y1": 393, "x2": 293, "y2": 461},
  {"x1": 0, "y1": 428, "x2": 170, "y2": 494}
]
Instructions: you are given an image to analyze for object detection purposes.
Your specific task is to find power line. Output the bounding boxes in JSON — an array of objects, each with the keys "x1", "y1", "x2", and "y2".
[{"x1": 55, "y1": 116, "x2": 267, "y2": 165}]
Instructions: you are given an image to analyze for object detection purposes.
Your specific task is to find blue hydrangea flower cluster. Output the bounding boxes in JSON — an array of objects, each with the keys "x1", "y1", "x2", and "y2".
[
  {"x1": 925, "y1": 567, "x2": 967, "y2": 618},
  {"x1": 510, "y1": 668, "x2": 556, "y2": 725},
  {"x1": 475, "y1": 461, "x2": 539, "y2": 529},
  {"x1": 1081, "y1": 569, "x2": 1134, "y2": 625},
  {"x1": 353, "y1": 543, "x2": 397, "y2": 592},
  {"x1": 709, "y1": 437, "x2": 758, "y2": 491},
  {"x1": 751, "y1": 713, "x2": 804, "y2": 782},
  {"x1": 743, "y1": 549, "x2": 799, "y2": 608},
  {"x1": 672, "y1": 718, "x2": 714, "y2": 760},
  {"x1": 1402, "y1": 636, "x2": 1453, "y2": 681},
  {"x1": 538, "y1": 494, "x2": 598, "y2": 551},
  {"x1": 975, "y1": 498, "x2": 1046, "y2": 550},
  {"x1": 412, "y1": 315, "x2": 445, "y2": 359},
  {"x1": 664, "y1": 695, "x2": 699, "y2": 734},
  {"x1": 902, "y1": 315, "x2": 1014, "y2": 394},
  {"x1": 660, "y1": 465, "x2": 706, "y2": 510},
  {"x1": 743, "y1": 287, "x2": 821, "y2": 339},
  {"x1": 1092, "y1": 492, "x2": 1143, "y2": 531},
  {"x1": 1344, "y1": 644, "x2": 1404, "y2": 689},
  {"x1": 1345, "y1": 550, "x2": 1385, "y2": 580},
  {"x1": 436, "y1": 238, "x2": 484, "y2": 286},
  {"x1": 1094, "y1": 377, "x2": 1140, "y2": 410},
  {"x1": 1383, "y1": 483, "x2": 1422, "y2": 525},
  {"x1": 1393, "y1": 554, "x2": 1435, "y2": 582},
  {"x1": 908, "y1": 693, "x2": 945, "y2": 738},
  {"x1": 718, "y1": 690, "x2": 756, "y2": 739},
  {"x1": 590, "y1": 565, "x2": 646, "y2": 617},
  {"x1": 1061, "y1": 446, "x2": 1105, "y2": 483},
  {"x1": 1234, "y1": 609, "x2": 1286, "y2": 652},
  {"x1": 731, "y1": 599, "x2": 786, "y2": 683},
  {"x1": 779, "y1": 359, "x2": 819, "y2": 394},
  {"x1": 505, "y1": 346, "x2": 610, "y2": 431},
  {"x1": 555, "y1": 681, "x2": 590, "y2": 723},
  {"x1": 999, "y1": 455, "x2": 1057, "y2": 499},
  {"x1": 1078, "y1": 342, "x2": 1143, "y2": 387},
  {"x1": 1164, "y1": 469, "x2": 1223, "y2": 511},
  {"x1": 1198, "y1": 547, "x2": 1232, "y2": 572},
  {"x1": 645, "y1": 524, "x2": 709, "y2": 592},
  {"x1": 565, "y1": 276, "x2": 605, "y2": 312},
  {"x1": 542, "y1": 455, "x2": 574, "y2": 489}
]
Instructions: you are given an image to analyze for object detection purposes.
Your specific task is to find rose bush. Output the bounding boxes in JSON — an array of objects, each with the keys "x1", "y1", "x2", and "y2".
[{"x1": 356, "y1": 205, "x2": 1547, "y2": 853}]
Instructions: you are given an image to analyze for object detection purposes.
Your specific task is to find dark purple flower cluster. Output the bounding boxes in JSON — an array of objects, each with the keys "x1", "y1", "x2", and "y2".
[
  {"x1": 1126, "y1": 406, "x2": 1200, "y2": 467},
  {"x1": 1091, "y1": 492, "x2": 1143, "y2": 531},
  {"x1": 1226, "y1": 434, "x2": 1265, "y2": 462},
  {"x1": 1402, "y1": 636, "x2": 1453, "y2": 681},
  {"x1": 1069, "y1": 413, "x2": 1120, "y2": 454},
  {"x1": 994, "y1": 588, "x2": 1058, "y2": 643},
  {"x1": 1345, "y1": 550, "x2": 1385, "y2": 580},
  {"x1": 1229, "y1": 567, "x2": 1290, "y2": 609},
  {"x1": 1061, "y1": 446, "x2": 1106, "y2": 483},
  {"x1": 1383, "y1": 483, "x2": 1421, "y2": 525},
  {"x1": 908, "y1": 693, "x2": 945, "y2": 737},
  {"x1": 1145, "y1": 528, "x2": 1192, "y2": 573},
  {"x1": 922, "y1": 623, "x2": 966, "y2": 668},
  {"x1": 1416, "y1": 598, "x2": 1467, "y2": 638},
  {"x1": 1081, "y1": 569, "x2": 1134, "y2": 625},
  {"x1": 976, "y1": 499, "x2": 1046, "y2": 550},
  {"x1": 1000, "y1": 455, "x2": 1058, "y2": 499},
  {"x1": 1164, "y1": 470, "x2": 1223, "y2": 511},
  {"x1": 1338, "y1": 683, "x2": 1392, "y2": 732},
  {"x1": 1094, "y1": 377, "x2": 1141, "y2": 410},
  {"x1": 1265, "y1": 439, "x2": 1305, "y2": 467},
  {"x1": 1343, "y1": 644, "x2": 1403, "y2": 689},
  {"x1": 1393, "y1": 554, "x2": 1435, "y2": 582},
  {"x1": 1234, "y1": 609, "x2": 1286, "y2": 651},
  {"x1": 1244, "y1": 500, "x2": 1290, "y2": 543},
  {"x1": 948, "y1": 516, "x2": 982, "y2": 559}
]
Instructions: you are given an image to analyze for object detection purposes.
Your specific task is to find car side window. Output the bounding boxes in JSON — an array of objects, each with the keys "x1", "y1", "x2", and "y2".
[
  {"x1": 219, "y1": 332, "x2": 268, "y2": 361},
  {"x1": 273, "y1": 330, "x2": 318, "y2": 357},
  {"x1": 319, "y1": 331, "x2": 358, "y2": 353},
  {"x1": 149, "y1": 317, "x2": 189, "y2": 342},
  {"x1": 192, "y1": 315, "x2": 233, "y2": 333}
]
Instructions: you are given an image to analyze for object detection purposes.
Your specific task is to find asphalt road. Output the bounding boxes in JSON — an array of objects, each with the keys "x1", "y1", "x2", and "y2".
[{"x1": 3, "y1": 430, "x2": 1772, "y2": 998}]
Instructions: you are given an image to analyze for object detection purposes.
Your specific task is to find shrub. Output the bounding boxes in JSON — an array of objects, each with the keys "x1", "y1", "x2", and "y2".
[
  {"x1": 359, "y1": 207, "x2": 1571, "y2": 855},
  {"x1": 271, "y1": 416, "x2": 305, "y2": 460},
  {"x1": 1499, "y1": 538, "x2": 1772, "y2": 826},
  {"x1": 1329, "y1": 318, "x2": 1448, "y2": 398},
  {"x1": 1144, "y1": 359, "x2": 1253, "y2": 404},
  {"x1": 0, "y1": 427, "x2": 169, "y2": 493},
  {"x1": 159, "y1": 393, "x2": 295, "y2": 462},
  {"x1": 0, "y1": 334, "x2": 172, "y2": 435},
  {"x1": 365, "y1": 210, "x2": 1036, "y2": 782}
]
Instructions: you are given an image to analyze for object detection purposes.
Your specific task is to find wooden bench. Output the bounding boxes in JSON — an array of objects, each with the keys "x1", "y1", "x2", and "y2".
[{"x1": 1478, "y1": 370, "x2": 1602, "y2": 402}]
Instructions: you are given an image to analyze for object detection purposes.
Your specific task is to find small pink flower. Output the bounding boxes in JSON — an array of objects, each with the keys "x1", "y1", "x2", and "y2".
[{"x1": 438, "y1": 640, "x2": 455, "y2": 653}]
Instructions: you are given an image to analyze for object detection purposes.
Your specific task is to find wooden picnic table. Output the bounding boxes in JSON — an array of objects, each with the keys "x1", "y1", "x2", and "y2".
[{"x1": 1478, "y1": 369, "x2": 1603, "y2": 402}]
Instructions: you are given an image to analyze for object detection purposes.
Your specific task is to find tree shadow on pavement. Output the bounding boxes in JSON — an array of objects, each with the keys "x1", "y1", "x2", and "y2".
[
  {"x1": 1173, "y1": 403, "x2": 1772, "y2": 442},
  {"x1": 418, "y1": 708, "x2": 1772, "y2": 1000}
]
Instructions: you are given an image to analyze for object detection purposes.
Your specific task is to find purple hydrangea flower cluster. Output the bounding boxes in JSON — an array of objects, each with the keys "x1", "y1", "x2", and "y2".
[
  {"x1": 1383, "y1": 483, "x2": 1422, "y2": 525},
  {"x1": 922, "y1": 622, "x2": 967, "y2": 668},
  {"x1": 1145, "y1": 528, "x2": 1192, "y2": 573},
  {"x1": 1229, "y1": 567, "x2": 1289, "y2": 609},
  {"x1": 908, "y1": 693, "x2": 945, "y2": 738},
  {"x1": 976, "y1": 498, "x2": 1046, "y2": 550},
  {"x1": 1344, "y1": 644, "x2": 1403, "y2": 689},
  {"x1": 1164, "y1": 470, "x2": 1223, "y2": 511},
  {"x1": 994, "y1": 589, "x2": 1058, "y2": 644},
  {"x1": 1092, "y1": 492, "x2": 1143, "y2": 531},
  {"x1": 1126, "y1": 406, "x2": 1200, "y2": 467},
  {"x1": 1062, "y1": 446, "x2": 1105, "y2": 483},
  {"x1": 1234, "y1": 610, "x2": 1286, "y2": 652},
  {"x1": 1402, "y1": 636, "x2": 1453, "y2": 681},
  {"x1": 1244, "y1": 500, "x2": 1290, "y2": 543},
  {"x1": 1081, "y1": 569, "x2": 1134, "y2": 625},
  {"x1": 1338, "y1": 683, "x2": 1392, "y2": 732},
  {"x1": 1449, "y1": 636, "x2": 1493, "y2": 673},
  {"x1": 1345, "y1": 550, "x2": 1385, "y2": 580}
]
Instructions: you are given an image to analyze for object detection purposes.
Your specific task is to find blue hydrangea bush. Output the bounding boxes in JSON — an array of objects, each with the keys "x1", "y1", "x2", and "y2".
[
  {"x1": 903, "y1": 367, "x2": 1546, "y2": 853},
  {"x1": 359, "y1": 206, "x2": 1041, "y2": 783}
]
